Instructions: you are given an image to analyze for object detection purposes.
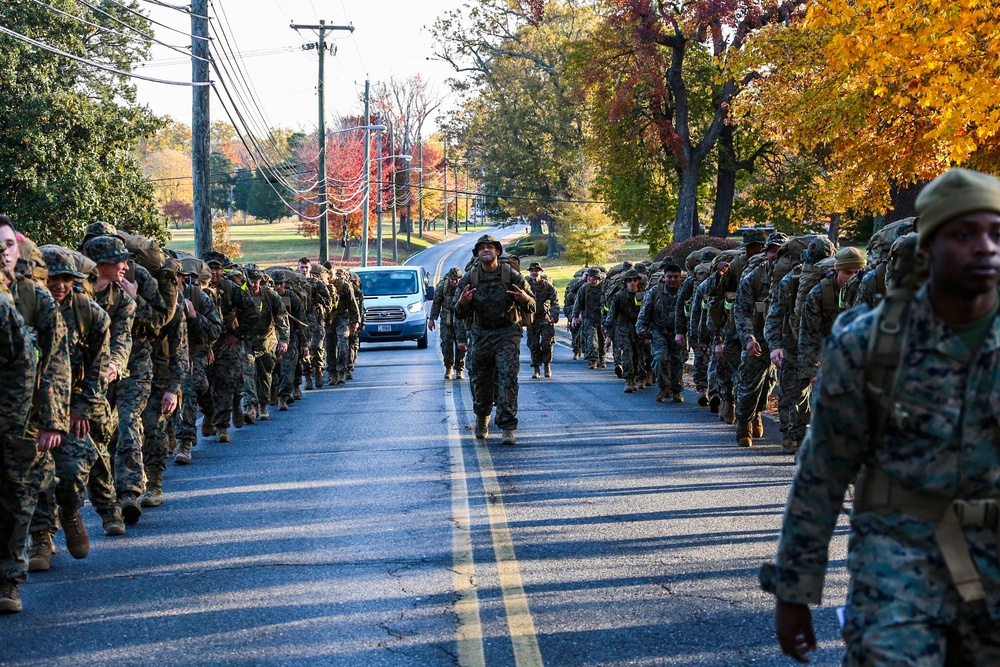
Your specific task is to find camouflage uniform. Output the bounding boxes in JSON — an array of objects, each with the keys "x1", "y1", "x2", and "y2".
[
  {"x1": 761, "y1": 286, "x2": 1000, "y2": 664},
  {"x1": 173, "y1": 279, "x2": 222, "y2": 455},
  {"x1": 636, "y1": 280, "x2": 685, "y2": 396},
  {"x1": 676, "y1": 272, "x2": 708, "y2": 396},
  {"x1": 563, "y1": 274, "x2": 585, "y2": 358},
  {"x1": 430, "y1": 270, "x2": 467, "y2": 376},
  {"x1": 573, "y1": 276, "x2": 606, "y2": 367},
  {"x1": 327, "y1": 274, "x2": 360, "y2": 382},
  {"x1": 690, "y1": 277, "x2": 722, "y2": 406},
  {"x1": 764, "y1": 269, "x2": 810, "y2": 446},
  {"x1": 304, "y1": 264, "x2": 332, "y2": 387},
  {"x1": 207, "y1": 264, "x2": 260, "y2": 433},
  {"x1": 242, "y1": 276, "x2": 288, "y2": 414},
  {"x1": 797, "y1": 277, "x2": 850, "y2": 382},
  {"x1": 732, "y1": 254, "x2": 779, "y2": 428},
  {"x1": 348, "y1": 272, "x2": 364, "y2": 373},
  {"x1": 275, "y1": 275, "x2": 306, "y2": 402},
  {"x1": 604, "y1": 275, "x2": 645, "y2": 387},
  {"x1": 454, "y1": 261, "x2": 535, "y2": 434},
  {"x1": 526, "y1": 272, "x2": 559, "y2": 370}
]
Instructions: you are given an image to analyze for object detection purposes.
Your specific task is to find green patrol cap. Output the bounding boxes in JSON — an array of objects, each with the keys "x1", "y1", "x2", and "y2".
[
  {"x1": 833, "y1": 246, "x2": 867, "y2": 271},
  {"x1": 41, "y1": 245, "x2": 86, "y2": 278},
  {"x1": 623, "y1": 269, "x2": 641, "y2": 281},
  {"x1": 743, "y1": 229, "x2": 768, "y2": 246},
  {"x1": 586, "y1": 267, "x2": 601, "y2": 278},
  {"x1": 83, "y1": 221, "x2": 124, "y2": 243},
  {"x1": 82, "y1": 235, "x2": 130, "y2": 265},
  {"x1": 915, "y1": 167, "x2": 1000, "y2": 245},
  {"x1": 309, "y1": 262, "x2": 326, "y2": 277},
  {"x1": 472, "y1": 234, "x2": 503, "y2": 256}
]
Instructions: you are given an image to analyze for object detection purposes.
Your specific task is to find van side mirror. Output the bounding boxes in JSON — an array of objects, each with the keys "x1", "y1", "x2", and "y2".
[{"x1": 425, "y1": 285, "x2": 435, "y2": 302}]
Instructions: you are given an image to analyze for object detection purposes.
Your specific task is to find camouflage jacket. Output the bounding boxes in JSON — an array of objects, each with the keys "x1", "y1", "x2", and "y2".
[
  {"x1": 528, "y1": 276, "x2": 559, "y2": 324},
  {"x1": 59, "y1": 294, "x2": 110, "y2": 422},
  {"x1": 797, "y1": 277, "x2": 849, "y2": 380},
  {"x1": 94, "y1": 283, "x2": 135, "y2": 379},
  {"x1": 764, "y1": 269, "x2": 799, "y2": 353},
  {"x1": 306, "y1": 277, "x2": 333, "y2": 326},
  {"x1": 674, "y1": 274, "x2": 698, "y2": 335},
  {"x1": 11, "y1": 277, "x2": 71, "y2": 433},
  {"x1": 563, "y1": 277, "x2": 584, "y2": 320},
  {"x1": 280, "y1": 288, "x2": 308, "y2": 349},
  {"x1": 430, "y1": 279, "x2": 461, "y2": 326},
  {"x1": 762, "y1": 286, "x2": 1000, "y2": 618},
  {"x1": 213, "y1": 276, "x2": 261, "y2": 341},
  {"x1": 734, "y1": 262, "x2": 774, "y2": 348},
  {"x1": 0, "y1": 290, "x2": 36, "y2": 433},
  {"x1": 184, "y1": 283, "x2": 223, "y2": 350},
  {"x1": 453, "y1": 264, "x2": 535, "y2": 330},
  {"x1": 330, "y1": 280, "x2": 360, "y2": 324},
  {"x1": 689, "y1": 278, "x2": 715, "y2": 345},
  {"x1": 151, "y1": 307, "x2": 190, "y2": 396},
  {"x1": 573, "y1": 283, "x2": 604, "y2": 322},
  {"x1": 605, "y1": 287, "x2": 643, "y2": 335},
  {"x1": 246, "y1": 286, "x2": 289, "y2": 345},
  {"x1": 636, "y1": 283, "x2": 681, "y2": 338},
  {"x1": 131, "y1": 263, "x2": 171, "y2": 340},
  {"x1": 853, "y1": 264, "x2": 886, "y2": 311}
]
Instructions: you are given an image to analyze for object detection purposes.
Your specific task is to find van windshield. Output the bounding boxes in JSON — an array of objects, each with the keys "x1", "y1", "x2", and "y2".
[{"x1": 360, "y1": 271, "x2": 420, "y2": 296}]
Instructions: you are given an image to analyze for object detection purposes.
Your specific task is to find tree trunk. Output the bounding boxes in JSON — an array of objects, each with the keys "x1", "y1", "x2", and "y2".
[
  {"x1": 709, "y1": 125, "x2": 737, "y2": 238},
  {"x1": 889, "y1": 180, "x2": 921, "y2": 221},
  {"x1": 828, "y1": 213, "x2": 840, "y2": 245},
  {"x1": 674, "y1": 163, "x2": 701, "y2": 242},
  {"x1": 530, "y1": 216, "x2": 543, "y2": 236},
  {"x1": 547, "y1": 218, "x2": 558, "y2": 259}
]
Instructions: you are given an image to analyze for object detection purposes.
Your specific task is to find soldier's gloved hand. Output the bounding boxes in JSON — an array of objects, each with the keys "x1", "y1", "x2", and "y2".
[
  {"x1": 775, "y1": 600, "x2": 816, "y2": 663},
  {"x1": 746, "y1": 339, "x2": 762, "y2": 357},
  {"x1": 71, "y1": 416, "x2": 91, "y2": 439},
  {"x1": 161, "y1": 392, "x2": 179, "y2": 416},
  {"x1": 770, "y1": 348, "x2": 784, "y2": 368},
  {"x1": 428, "y1": 320, "x2": 436, "y2": 331},
  {"x1": 36, "y1": 429, "x2": 61, "y2": 452}
]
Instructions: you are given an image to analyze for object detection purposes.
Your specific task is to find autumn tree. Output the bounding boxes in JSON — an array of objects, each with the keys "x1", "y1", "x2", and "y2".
[
  {"x1": 144, "y1": 149, "x2": 192, "y2": 205},
  {"x1": 559, "y1": 202, "x2": 623, "y2": 266}
]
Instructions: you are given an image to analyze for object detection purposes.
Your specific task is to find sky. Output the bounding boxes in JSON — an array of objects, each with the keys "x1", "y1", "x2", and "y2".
[{"x1": 133, "y1": 0, "x2": 465, "y2": 133}]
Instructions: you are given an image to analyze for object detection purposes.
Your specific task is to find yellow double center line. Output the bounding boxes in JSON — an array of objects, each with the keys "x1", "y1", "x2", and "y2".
[{"x1": 432, "y1": 242, "x2": 543, "y2": 667}]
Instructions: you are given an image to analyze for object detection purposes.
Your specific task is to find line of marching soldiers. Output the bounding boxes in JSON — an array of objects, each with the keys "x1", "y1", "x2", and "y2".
[
  {"x1": 0, "y1": 216, "x2": 365, "y2": 614},
  {"x1": 561, "y1": 220, "x2": 917, "y2": 453}
]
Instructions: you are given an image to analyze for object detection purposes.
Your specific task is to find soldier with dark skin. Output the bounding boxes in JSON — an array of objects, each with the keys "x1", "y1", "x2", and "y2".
[
  {"x1": 454, "y1": 235, "x2": 535, "y2": 446},
  {"x1": 526, "y1": 262, "x2": 559, "y2": 379},
  {"x1": 764, "y1": 168, "x2": 1000, "y2": 665},
  {"x1": 429, "y1": 267, "x2": 467, "y2": 380}
]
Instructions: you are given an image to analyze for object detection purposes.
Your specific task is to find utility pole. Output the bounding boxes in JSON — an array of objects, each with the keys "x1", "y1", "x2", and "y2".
[
  {"x1": 375, "y1": 114, "x2": 383, "y2": 267},
  {"x1": 443, "y1": 138, "x2": 448, "y2": 237},
  {"x1": 291, "y1": 20, "x2": 354, "y2": 263},
  {"x1": 403, "y1": 129, "x2": 412, "y2": 252},
  {"x1": 361, "y1": 79, "x2": 371, "y2": 267},
  {"x1": 227, "y1": 184, "x2": 235, "y2": 224},
  {"x1": 389, "y1": 121, "x2": 398, "y2": 263},
  {"x1": 417, "y1": 133, "x2": 424, "y2": 239},
  {"x1": 191, "y1": 0, "x2": 211, "y2": 258}
]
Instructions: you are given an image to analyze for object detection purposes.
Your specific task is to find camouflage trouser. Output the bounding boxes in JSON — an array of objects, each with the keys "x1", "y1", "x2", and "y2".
[
  {"x1": 650, "y1": 330, "x2": 685, "y2": 392},
  {"x1": 243, "y1": 339, "x2": 277, "y2": 410},
  {"x1": 440, "y1": 320, "x2": 467, "y2": 371},
  {"x1": 0, "y1": 429, "x2": 50, "y2": 583},
  {"x1": 141, "y1": 381, "x2": 177, "y2": 491},
  {"x1": 349, "y1": 329, "x2": 360, "y2": 371},
  {"x1": 692, "y1": 343, "x2": 710, "y2": 392},
  {"x1": 581, "y1": 317, "x2": 605, "y2": 364},
  {"x1": 329, "y1": 318, "x2": 352, "y2": 374},
  {"x1": 110, "y1": 346, "x2": 153, "y2": 496},
  {"x1": 209, "y1": 342, "x2": 244, "y2": 429},
  {"x1": 174, "y1": 348, "x2": 211, "y2": 446},
  {"x1": 324, "y1": 323, "x2": 337, "y2": 375},
  {"x1": 468, "y1": 325, "x2": 522, "y2": 430},
  {"x1": 715, "y1": 336, "x2": 742, "y2": 402},
  {"x1": 613, "y1": 324, "x2": 644, "y2": 382},
  {"x1": 778, "y1": 349, "x2": 811, "y2": 441},
  {"x1": 734, "y1": 341, "x2": 777, "y2": 423},
  {"x1": 277, "y1": 344, "x2": 299, "y2": 398},
  {"x1": 87, "y1": 399, "x2": 118, "y2": 516},
  {"x1": 707, "y1": 345, "x2": 722, "y2": 399},
  {"x1": 306, "y1": 323, "x2": 325, "y2": 378},
  {"x1": 526, "y1": 321, "x2": 555, "y2": 366},
  {"x1": 842, "y1": 584, "x2": 1000, "y2": 666},
  {"x1": 569, "y1": 320, "x2": 581, "y2": 356},
  {"x1": 30, "y1": 431, "x2": 98, "y2": 534}
]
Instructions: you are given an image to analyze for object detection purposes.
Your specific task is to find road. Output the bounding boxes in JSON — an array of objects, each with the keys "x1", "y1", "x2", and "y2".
[{"x1": 1, "y1": 228, "x2": 850, "y2": 666}]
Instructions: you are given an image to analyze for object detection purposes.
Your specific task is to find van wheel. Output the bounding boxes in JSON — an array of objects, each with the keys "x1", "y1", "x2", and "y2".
[{"x1": 417, "y1": 333, "x2": 428, "y2": 349}]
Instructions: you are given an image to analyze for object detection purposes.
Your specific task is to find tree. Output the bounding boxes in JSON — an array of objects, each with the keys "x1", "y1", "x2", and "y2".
[
  {"x1": 559, "y1": 202, "x2": 623, "y2": 266},
  {"x1": 143, "y1": 149, "x2": 192, "y2": 205},
  {"x1": 162, "y1": 199, "x2": 193, "y2": 227},
  {"x1": 0, "y1": 0, "x2": 166, "y2": 245},
  {"x1": 209, "y1": 151, "x2": 235, "y2": 214},
  {"x1": 246, "y1": 167, "x2": 289, "y2": 223},
  {"x1": 233, "y1": 166, "x2": 253, "y2": 218}
]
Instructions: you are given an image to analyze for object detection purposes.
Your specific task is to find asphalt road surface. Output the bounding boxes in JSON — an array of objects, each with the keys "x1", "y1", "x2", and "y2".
[{"x1": 2, "y1": 228, "x2": 850, "y2": 666}]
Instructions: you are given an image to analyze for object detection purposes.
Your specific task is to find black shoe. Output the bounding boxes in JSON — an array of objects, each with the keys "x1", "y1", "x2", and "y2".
[
  {"x1": 120, "y1": 493, "x2": 142, "y2": 525},
  {"x1": 709, "y1": 395, "x2": 721, "y2": 414},
  {"x1": 614, "y1": 364, "x2": 624, "y2": 379}
]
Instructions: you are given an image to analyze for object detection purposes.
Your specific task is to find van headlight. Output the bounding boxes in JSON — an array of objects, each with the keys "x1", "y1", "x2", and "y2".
[{"x1": 407, "y1": 301, "x2": 424, "y2": 313}]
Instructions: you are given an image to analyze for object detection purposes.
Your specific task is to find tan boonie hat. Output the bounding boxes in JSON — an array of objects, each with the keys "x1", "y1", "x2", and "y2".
[{"x1": 915, "y1": 167, "x2": 1000, "y2": 245}]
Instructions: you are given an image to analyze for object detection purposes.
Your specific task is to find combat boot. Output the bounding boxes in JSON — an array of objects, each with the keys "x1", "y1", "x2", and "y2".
[
  {"x1": 346, "y1": 370, "x2": 354, "y2": 380},
  {"x1": 243, "y1": 404, "x2": 257, "y2": 424},
  {"x1": 737, "y1": 420, "x2": 753, "y2": 447},
  {"x1": 100, "y1": 508, "x2": 126, "y2": 536},
  {"x1": 445, "y1": 366, "x2": 454, "y2": 380},
  {"x1": 645, "y1": 372, "x2": 654, "y2": 387},
  {"x1": 532, "y1": 365, "x2": 541, "y2": 379},
  {"x1": 304, "y1": 374, "x2": 314, "y2": 390},
  {"x1": 722, "y1": 400, "x2": 736, "y2": 425},
  {"x1": 292, "y1": 386, "x2": 303, "y2": 400},
  {"x1": 543, "y1": 363, "x2": 551, "y2": 378},
  {"x1": 475, "y1": 414, "x2": 490, "y2": 440},
  {"x1": 624, "y1": 380, "x2": 636, "y2": 394},
  {"x1": 0, "y1": 580, "x2": 22, "y2": 614},
  {"x1": 201, "y1": 419, "x2": 216, "y2": 437},
  {"x1": 59, "y1": 507, "x2": 90, "y2": 559},
  {"x1": 216, "y1": 428, "x2": 231, "y2": 443},
  {"x1": 269, "y1": 392, "x2": 278, "y2": 407},
  {"x1": 614, "y1": 363, "x2": 624, "y2": 379},
  {"x1": 140, "y1": 486, "x2": 163, "y2": 508},
  {"x1": 314, "y1": 370, "x2": 324, "y2": 388},
  {"x1": 656, "y1": 388, "x2": 669, "y2": 403},
  {"x1": 233, "y1": 398, "x2": 245, "y2": 428},
  {"x1": 587, "y1": 360, "x2": 596, "y2": 370},
  {"x1": 598, "y1": 359, "x2": 607, "y2": 368},
  {"x1": 278, "y1": 397, "x2": 289, "y2": 412},
  {"x1": 259, "y1": 404, "x2": 270, "y2": 421},
  {"x1": 27, "y1": 531, "x2": 54, "y2": 572},
  {"x1": 502, "y1": 428, "x2": 516, "y2": 446},
  {"x1": 455, "y1": 369, "x2": 466, "y2": 380},
  {"x1": 698, "y1": 390, "x2": 710, "y2": 407},
  {"x1": 174, "y1": 441, "x2": 193, "y2": 465},
  {"x1": 752, "y1": 412, "x2": 764, "y2": 438},
  {"x1": 337, "y1": 372, "x2": 347, "y2": 385},
  {"x1": 572, "y1": 351, "x2": 580, "y2": 360},
  {"x1": 120, "y1": 493, "x2": 142, "y2": 525},
  {"x1": 709, "y1": 394, "x2": 721, "y2": 414},
  {"x1": 671, "y1": 390, "x2": 685, "y2": 403},
  {"x1": 167, "y1": 427, "x2": 177, "y2": 454},
  {"x1": 781, "y1": 437, "x2": 799, "y2": 455}
]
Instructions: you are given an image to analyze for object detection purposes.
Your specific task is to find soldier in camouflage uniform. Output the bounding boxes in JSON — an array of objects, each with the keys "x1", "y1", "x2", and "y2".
[
  {"x1": 676, "y1": 251, "x2": 718, "y2": 406},
  {"x1": 0, "y1": 216, "x2": 68, "y2": 614},
  {"x1": 732, "y1": 233, "x2": 787, "y2": 448},
  {"x1": 327, "y1": 268, "x2": 360, "y2": 385},
  {"x1": 80, "y1": 235, "x2": 135, "y2": 536},
  {"x1": 454, "y1": 235, "x2": 535, "y2": 446},
  {"x1": 204, "y1": 252, "x2": 259, "y2": 443},
  {"x1": 172, "y1": 258, "x2": 222, "y2": 465},
  {"x1": 347, "y1": 270, "x2": 364, "y2": 377},
  {"x1": 526, "y1": 262, "x2": 559, "y2": 379},
  {"x1": 689, "y1": 274, "x2": 722, "y2": 411},
  {"x1": 298, "y1": 259, "x2": 332, "y2": 389},
  {"x1": 429, "y1": 267, "x2": 467, "y2": 380},
  {"x1": 271, "y1": 270, "x2": 306, "y2": 410},
  {"x1": 240, "y1": 267, "x2": 288, "y2": 423},
  {"x1": 572, "y1": 268, "x2": 607, "y2": 369},
  {"x1": 636, "y1": 263, "x2": 686, "y2": 402},
  {"x1": 563, "y1": 270, "x2": 585, "y2": 360},
  {"x1": 797, "y1": 246, "x2": 866, "y2": 384},
  {"x1": 27, "y1": 247, "x2": 110, "y2": 570},
  {"x1": 763, "y1": 167, "x2": 1000, "y2": 665},
  {"x1": 604, "y1": 269, "x2": 645, "y2": 392}
]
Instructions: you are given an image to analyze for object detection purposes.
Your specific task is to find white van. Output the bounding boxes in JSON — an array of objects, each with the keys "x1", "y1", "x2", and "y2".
[{"x1": 352, "y1": 266, "x2": 435, "y2": 348}]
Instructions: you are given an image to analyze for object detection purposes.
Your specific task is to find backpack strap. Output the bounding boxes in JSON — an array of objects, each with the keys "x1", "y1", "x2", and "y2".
[
  {"x1": 71, "y1": 292, "x2": 94, "y2": 339},
  {"x1": 864, "y1": 289, "x2": 913, "y2": 448},
  {"x1": 15, "y1": 277, "x2": 38, "y2": 330},
  {"x1": 820, "y1": 277, "x2": 840, "y2": 314}
]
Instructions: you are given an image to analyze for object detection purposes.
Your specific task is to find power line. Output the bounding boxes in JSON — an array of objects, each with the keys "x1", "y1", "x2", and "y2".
[
  {"x1": 103, "y1": 0, "x2": 210, "y2": 41},
  {"x1": 140, "y1": 0, "x2": 210, "y2": 19},
  {"x1": 0, "y1": 23, "x2": 210, "y2": 86}
]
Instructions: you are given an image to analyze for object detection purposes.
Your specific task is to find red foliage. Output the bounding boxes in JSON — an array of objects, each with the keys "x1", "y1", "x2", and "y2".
[{"x1": 162, "y1": 199, "x2": 193, "y2": 222}]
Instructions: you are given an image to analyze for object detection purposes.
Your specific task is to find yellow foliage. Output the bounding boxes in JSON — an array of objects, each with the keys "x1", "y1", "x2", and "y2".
[{"x1": 212, "y1": 217, "x2": 241, "y2": 259}]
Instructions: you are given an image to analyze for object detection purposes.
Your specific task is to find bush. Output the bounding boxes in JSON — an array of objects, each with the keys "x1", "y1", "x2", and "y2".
[
  {"x1": 532, "y1": 239, "x2": 548, "y2": 256},
  {"x1": 504, "y1": 234, "x2": 546, "y2": 257},
  {"x1": 653, "y1": 235, "x2": 740, "y2": 266}
]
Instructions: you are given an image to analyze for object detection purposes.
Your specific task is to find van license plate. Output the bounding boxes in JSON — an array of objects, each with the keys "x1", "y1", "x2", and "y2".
[{"x1": 378, "y1": 324, "x2": 392, "y2": 332}]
